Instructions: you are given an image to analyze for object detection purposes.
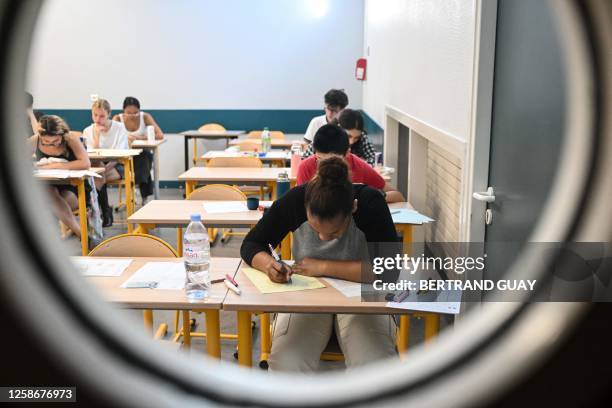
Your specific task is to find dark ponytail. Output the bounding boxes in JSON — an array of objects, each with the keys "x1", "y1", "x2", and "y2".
[{"x1": 305, "y1": 156, "x2": 353, "y2": 220}]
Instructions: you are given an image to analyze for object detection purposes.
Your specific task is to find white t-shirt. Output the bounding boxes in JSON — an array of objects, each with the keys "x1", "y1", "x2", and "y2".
[
  {"x1": 83, "y1": 121, "x2": 129, "y2": 149},
  {"x1": 303, "y1": 114, "x2": 328, "y2": 142}
]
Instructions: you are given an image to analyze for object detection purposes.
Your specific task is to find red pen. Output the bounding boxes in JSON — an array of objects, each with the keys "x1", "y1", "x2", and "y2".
[{"x1": 225, "y1": 274, "x2": 239, "y2": 287}]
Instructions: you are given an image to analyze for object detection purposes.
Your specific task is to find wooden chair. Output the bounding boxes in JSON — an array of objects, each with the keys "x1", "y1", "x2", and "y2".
[
  {"x1": 187, "y1": 184, "x2": 248, "y2": 244},
  {"x1": 88, "y1": 233, "x2": 178, "y2": 341},
  {"x1": 207, "y1": 156, "x2": 268, "y2": 200},
  {"x1": 247, "y1": 130, "x2": 285, "y2": 140},
  {"x1": 194, "y1": 123, "x2": 226, "y2": 166}
]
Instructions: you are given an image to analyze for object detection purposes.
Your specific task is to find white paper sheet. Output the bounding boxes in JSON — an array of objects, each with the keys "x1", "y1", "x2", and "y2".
[
  {"x1": 386, "y1": 288, "x2": 462, "y2": 314},
  {"x1": 34, "y1": 169, "x2": 102, "y2": 179},
  {"x1": 322, "y1": 278, "x2": 362, "y2": 298},
  {"x1": 391, "y1": 209, "x2": 435, "y2": 224},
  {"x1": 121, "y1": 262, "x2": 186, "y2": 290},
  {"x1": 203, "y1": 201, "x2": 249, "y2": 214},
  {"x1": 72, "y1": 258, "x2": 132, "y2": 277}
]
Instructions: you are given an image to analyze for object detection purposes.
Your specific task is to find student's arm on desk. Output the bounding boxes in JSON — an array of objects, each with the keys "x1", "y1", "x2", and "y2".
[
  {"x1": 293, "y1": 258, "x2": 366, "y2": 283},
  {"x1": 383, "y1": 183, "x2": 405, "y2": 203},
  {"x1": 240, "y1": 187, "x2": 305, "y2": 283}
]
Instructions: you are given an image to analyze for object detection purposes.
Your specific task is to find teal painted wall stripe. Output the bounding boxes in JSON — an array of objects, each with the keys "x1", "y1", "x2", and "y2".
[{"x1": 40, "y1": 109, "x2": 324, "y2": 134}]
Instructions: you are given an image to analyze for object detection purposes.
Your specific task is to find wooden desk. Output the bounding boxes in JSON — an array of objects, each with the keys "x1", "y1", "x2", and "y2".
[
  {"x1": 177, "y1": 130, "x2": 246, "y2": 170},
  {"x1": 88, "y1": 149, "x2": 141, "y2": 231},
  {"x1": 34, "y1": 168, "x2": 104, "y2": 255},
  {"x1": 223, "y1": 264, "x2": 442, "y2": 367},
  {"x1": 83, "y1": 256, "x2": 242, "y2": 358},
  {"x1": 228, "y1": 139, "x2": 304, "y2": 149},
  {"x1": 178, "y1": 167, "x2": 296, "y2": 199},
  {"x1": 201, "y1": 150, "x2": 290, "y2": 167},
  {"x1": 131, "y1": 139, "x2": 167, "y2": 199}
]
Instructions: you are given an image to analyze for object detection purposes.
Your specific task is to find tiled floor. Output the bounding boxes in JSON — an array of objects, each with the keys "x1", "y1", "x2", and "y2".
[{"x1": 60, "y1": 186, "x2": 446, "y2": 371}]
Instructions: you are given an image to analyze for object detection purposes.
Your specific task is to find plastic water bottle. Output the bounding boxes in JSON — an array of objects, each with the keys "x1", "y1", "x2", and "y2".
[
  {"x1": 290, "y1": 142, "x2": 302, "y2": 177},
  {"x1": 261, "y1": 127, "x2": 271, "y2": 153},
  {"x1": 276, "y1": 170, "x2": 291, "y2": 199},
  {"x1": 183, "y1": 214, "x2": 210, "y2": 300}
]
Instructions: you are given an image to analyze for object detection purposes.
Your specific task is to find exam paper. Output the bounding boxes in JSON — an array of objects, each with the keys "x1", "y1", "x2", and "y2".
[
  {"x1": 72, "y1": 258, "x2": 132, "y2": 277},
  {"x1": 386, "y1": 288, "x2": 462, "y2": 314},
  {"x1": 203, "y1": 201, "x2": 249, "y2": 214},
  {"x1": 242, "y1": 267, "x2": 325, "y2": 294},
  {"x1": 391, "y1": 209, "x2": 434, "y2": 224},
  {"x1": 121, "y1": 262, "x2": 186, "y2": 290},
  {"x1": 34, "y1": 169, "x2": 102, "y2": 179},
  {"x1": 322, "y1": 278, "x2": 361, "y2": 298}
]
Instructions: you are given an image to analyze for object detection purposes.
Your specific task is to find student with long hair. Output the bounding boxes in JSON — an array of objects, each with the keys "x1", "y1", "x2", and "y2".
[
  {"x1": 241, "y1": 156, "x2": 399, "y2": 372},
  {"x1": 113, "y1": 96, "x2": 163, "y2": 204},
  {"x1": 30, "y1": 115, "x2": 90, "y2": 238}
]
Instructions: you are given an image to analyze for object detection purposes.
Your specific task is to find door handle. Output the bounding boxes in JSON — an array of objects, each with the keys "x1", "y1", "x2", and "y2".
[{"x1": 473, "y1": 187, "x2": 495, "y2": 203}]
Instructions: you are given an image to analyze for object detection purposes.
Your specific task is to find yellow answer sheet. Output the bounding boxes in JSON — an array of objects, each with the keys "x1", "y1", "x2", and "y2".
[{"x1": 242, "y1": 267, "x2": 326, "y2": 294}]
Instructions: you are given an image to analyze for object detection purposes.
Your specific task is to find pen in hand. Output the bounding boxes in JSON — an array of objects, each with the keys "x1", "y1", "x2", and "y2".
[{"x1": 268, "y1": 243, "x2": 292, "y2": 283}]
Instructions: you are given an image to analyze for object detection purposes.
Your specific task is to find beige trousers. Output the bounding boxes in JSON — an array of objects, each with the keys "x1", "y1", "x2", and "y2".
[{"x1": 268, "y1": 313, "x2": 397, "y2": 372}]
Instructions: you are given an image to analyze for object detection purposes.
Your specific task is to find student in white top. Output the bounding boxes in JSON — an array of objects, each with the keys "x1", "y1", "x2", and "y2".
[
  {"x1": 303, "y1": 89, "x2": 348, "y2": 143},
  {"x1": 112, "y1": 96, "x2": 163, "y2": 204},
  {"x1": 83, "y1": 99, "x2": 129, "y2": 227}
]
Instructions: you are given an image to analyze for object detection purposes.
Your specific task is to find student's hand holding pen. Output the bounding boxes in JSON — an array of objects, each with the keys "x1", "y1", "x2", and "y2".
[{"x1": 265, "y1": 258, "x2": 293, "y2": 283}]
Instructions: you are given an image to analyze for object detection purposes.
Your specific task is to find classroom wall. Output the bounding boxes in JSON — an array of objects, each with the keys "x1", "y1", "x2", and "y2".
[
  {"x1": 27, "y1": 0, "x2": 366, "y2": 180},
  {"x1": 361, "y1": 0, "x2": 477, "y2": 141}
]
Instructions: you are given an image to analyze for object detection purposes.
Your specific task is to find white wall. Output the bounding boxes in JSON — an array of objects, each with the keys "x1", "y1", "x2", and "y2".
[
  {"x1": 27, "y1": 0, "x2": 364, "y2": 110},
  {"x1": 362, "y1": 0, "x2": 477, "y2": 141}
]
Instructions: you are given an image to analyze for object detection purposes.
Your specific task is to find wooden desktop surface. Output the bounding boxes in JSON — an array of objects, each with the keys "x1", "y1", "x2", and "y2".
[
  {"x1": 82, "y1": 257, "x2": 241, "y2": 310},
  {"x1": 178, "y1": 167, "x2": 296, "y2": 182}
]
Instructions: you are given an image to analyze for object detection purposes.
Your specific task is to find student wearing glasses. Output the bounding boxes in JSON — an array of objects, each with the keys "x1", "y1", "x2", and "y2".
[
  {"x1": 303, "y1": 89, "x2": 348, "y2": 144},
  {"x1": 29, "y1": 115, "x2": 90, "y2": 239},
  {"x1": 298, "y1": 125, "x2": 405, "y2": 203},
  {"x1": 112, "y1": 96, "x2": 164, "y2": 204},
  {"x1": 83, "y1": 99, "x2": 129, "y2": 227},
  {"x1": 241, "y1": 156, "x2": 399, "y2": 372}
]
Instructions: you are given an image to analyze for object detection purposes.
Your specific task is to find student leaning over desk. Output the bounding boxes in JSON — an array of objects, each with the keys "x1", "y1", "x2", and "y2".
[
  {"x1": 83, "y1": 99, "x2": 129, "y2": 227},
  {"x1": 298, "y1": 125, "x2": 405, "y2": 203},
  {"x1": 241, "y1": 156, "x2": 399, "y2": 372},
  {"x1": 29, "y1": 115, "x2": 90, "y2": 239}
]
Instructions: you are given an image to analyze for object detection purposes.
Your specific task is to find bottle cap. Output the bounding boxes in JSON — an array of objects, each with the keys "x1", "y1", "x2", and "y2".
[{"x1": 190, "y1": 214, "x2": 201, "y2": 222}]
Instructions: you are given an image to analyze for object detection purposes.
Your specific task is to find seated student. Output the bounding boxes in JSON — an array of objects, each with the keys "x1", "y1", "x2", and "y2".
[
  {"x1": 112, "y1": 96, "x2": 164, "y2": 204},
  {"x1": 298, "y1": 125, "x2": 405, "y2": 203},
  {"x1": 241, "y1": 157, "x2": 398, "y2": 372},
  {"x1": 303, "y1": 89, "x2": 348, "y2": 145},
  {"x1": 338, "y1": 109, "x2": 377, "y2": 166},
  {"x1": 83, "y1": 99, "x2": 129, "y2": 227},
  {"x1": 29, "y1": 115, "x2": 90, "y2": 238}
]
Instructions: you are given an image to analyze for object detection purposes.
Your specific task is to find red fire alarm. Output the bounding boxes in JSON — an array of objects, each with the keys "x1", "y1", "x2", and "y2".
[{"x1": 356, "y1": 58, "x2": 367, "y2": 81}]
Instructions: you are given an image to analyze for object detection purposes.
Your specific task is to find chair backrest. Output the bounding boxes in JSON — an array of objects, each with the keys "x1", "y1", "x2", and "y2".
[
  {"x1": 247, "y1": 130, "x2": 285, "y2": 140},
  {"x1": 88, "y1": 233, "x2": 178, "y2": 257},
  {"x1": 198, "y1": 123, "x2": 226, "y2": 132},
  {"x1": 207, "y1": 156, "x2": 263, "y2": 168},
  {"x1": 188, "y1": 184, "x2": 247, "y2": 201},
  {"x1": 238, "y1": 141, "x2": 263, "y2": 152}
]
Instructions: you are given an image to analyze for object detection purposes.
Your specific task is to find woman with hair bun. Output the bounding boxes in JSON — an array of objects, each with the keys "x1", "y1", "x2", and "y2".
[{"x1": 241, "y1": 156, "x2": 399, "y2": 372}]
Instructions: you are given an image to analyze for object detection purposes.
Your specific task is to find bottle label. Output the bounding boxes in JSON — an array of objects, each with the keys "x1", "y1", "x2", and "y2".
[{"x1": 184, "y1": 247, "x2": 205, "y2": 261}]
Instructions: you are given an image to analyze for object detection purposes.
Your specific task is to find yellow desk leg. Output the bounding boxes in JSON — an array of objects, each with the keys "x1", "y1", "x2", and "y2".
[
  {"x1": 143, "y1": 310, "x2": 154, "y2": 335},
  {"x1": 269, "y1": 181, "x2": 277, "y2": 201},
  {"x1": 124, "y1": 158, "x2": 135, "y2": 232},
  {"x1": 401, "y1": 225, "x2": 413, "y2": 253},
  {"x1": 424, "y1": 313, "x2": 440, "y2": 344},
  {"x1": 397, "y1": 315, "x2": 410, "y2": 357},
  {"x1": 280, "y1": 233, "x2": 291, "y2": 260},
  {"x1": 76, "y1": 179, "x2": 88, "y2": 255},
  {"x1": 237, "y1": 311, "x2": 253, "y2": 367},
  {"x1": 260, "y1": 313, "x2": 271, "y2": 363},
  {"x1": 134, "y1": 223, "x2": 155, "y2": 235},
  {"x1": 204, "y1": 310, "x2": 221, "y2": 359},
  {"x1": 185, "y1": 181, "x2": 195, "y2": 197},
  {"x1": 177, "y1": 228, "x2": 183, "y2": 255},
  {"x1": 182, "y1": 310, "x2": 191, "y2": 349}
]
